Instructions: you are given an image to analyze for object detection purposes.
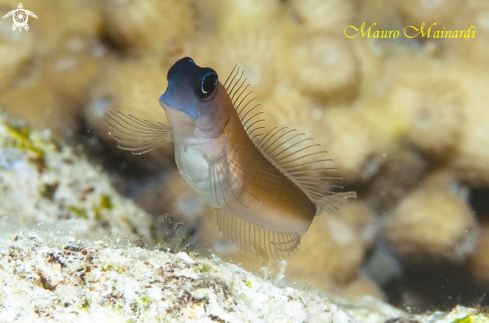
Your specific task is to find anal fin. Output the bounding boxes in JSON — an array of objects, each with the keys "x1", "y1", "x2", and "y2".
[{"x1": 215, "y1": 208, "x2": 301, "y2": 260}]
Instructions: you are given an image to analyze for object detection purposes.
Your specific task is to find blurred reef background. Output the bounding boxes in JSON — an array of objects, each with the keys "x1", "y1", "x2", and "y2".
[{"x1": 1, "y1": 0, "x2": 489, "y2": 314}]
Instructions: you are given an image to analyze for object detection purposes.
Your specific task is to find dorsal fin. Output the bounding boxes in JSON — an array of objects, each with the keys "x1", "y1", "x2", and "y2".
[
  {"x1": 224, "y1": 67, "x2": 356, "y2": 215},
  {"x1": 224, "y1": 66, "x2": 265, "y2": 143}
]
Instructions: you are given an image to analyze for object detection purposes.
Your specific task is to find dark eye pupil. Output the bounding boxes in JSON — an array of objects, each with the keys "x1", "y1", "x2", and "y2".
[{"x1": 201, "y1": 72, "x2": 217, "y2": 95}]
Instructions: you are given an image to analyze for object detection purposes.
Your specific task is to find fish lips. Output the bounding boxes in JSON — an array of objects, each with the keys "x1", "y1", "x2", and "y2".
[{"x1": 159, "y1": 92, "x2": 198, "y2": 120}]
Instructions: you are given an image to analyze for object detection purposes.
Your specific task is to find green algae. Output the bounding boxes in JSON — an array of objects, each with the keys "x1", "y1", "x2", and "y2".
[
  {"x1": 100, "y1": 194, "x2": 114, "y2": 209},
  {"x1": 452, "y1": 315, "x2": 473, "y2": 323},
  {"x1": 81, "y1": 298, "x2": 91, "y2": 310},
  {"x1": 69, "y1": 206, "x2": 88, "y2": 219},
  {"x1": 94, "y1": 194, "x2": 114, "y2": 220},
  {"x1": 3, "y1": 124, "x2": 56, "y2": 172},
  {"x1": 193, "y1": 263, "x2": 211, "y2": 274}
]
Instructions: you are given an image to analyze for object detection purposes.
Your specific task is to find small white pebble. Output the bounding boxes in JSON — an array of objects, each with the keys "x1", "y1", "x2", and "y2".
[{"x1": 176, "y1": 252, "x2": 195, "y2": 265}]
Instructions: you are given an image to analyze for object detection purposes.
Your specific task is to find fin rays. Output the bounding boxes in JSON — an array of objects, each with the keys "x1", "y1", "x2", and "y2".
[
  {"x1": 225, "y1": 66, "x2": 265, "y2": 143},
  {"x1": 104, "y1": 111, "x2": 173, "y2": 155},
  {"x1": 216, "y1": 208, "x2": 301, "y2": 260},
  {"x1": 223, "y1": 66, "x2": 356, "y2": 215}
]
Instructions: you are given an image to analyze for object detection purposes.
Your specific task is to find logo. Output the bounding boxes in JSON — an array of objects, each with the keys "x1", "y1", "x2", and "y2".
[{"x1": 2, "y1": 3, "x2": 38, "y2": 32}]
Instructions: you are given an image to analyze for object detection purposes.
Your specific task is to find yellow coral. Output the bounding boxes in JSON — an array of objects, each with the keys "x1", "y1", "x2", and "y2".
[
  {"x1": 0, "y1": 13, "x2": 35, "y2": 92},
  {"x1": 399, "y1": 0, "x2": 465, "y2": 32},
  {"x1": 384, "y1": 188, "x2": 477, "y2": 263},
  {"x1": 289, "y1": 0, "x2": 352, "y2": 33},
  {"x1": 192, "y1": 0, "x2": 284, "y2": 34},
  {"x1": 446, "y1": 1, "x2": 489, "y2": 64},
  {"x1": 205, "y1": 29, "x2": 284, "y2": 101},
  {"x1": 102, "y1": 0, "x2": 193, "y2": 56},
  {"x1": 281, "y1": 32, "x2": 360, "y2": 104},
  {"x1": 28, "y1": 0, "x2": 102, "y2": 55}
]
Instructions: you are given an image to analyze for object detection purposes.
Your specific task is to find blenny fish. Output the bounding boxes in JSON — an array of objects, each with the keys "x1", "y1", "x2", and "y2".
[{"x1": 105, "y1": 57, "x2": 356, "y2": 259}]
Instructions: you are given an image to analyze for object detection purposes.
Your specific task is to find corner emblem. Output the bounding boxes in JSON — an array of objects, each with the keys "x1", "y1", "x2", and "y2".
[{"x1": 2, "y1": 3, "x2": 38, "y2": 32}]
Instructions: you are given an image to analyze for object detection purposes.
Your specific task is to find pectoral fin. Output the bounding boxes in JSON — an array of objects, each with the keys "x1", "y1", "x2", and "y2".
[{"x1": 105, "y1": 111, "x2": 173, "y2": 155}]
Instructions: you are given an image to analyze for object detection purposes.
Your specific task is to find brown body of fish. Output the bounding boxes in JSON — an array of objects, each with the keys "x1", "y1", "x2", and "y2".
[{"x1": 105, "y1": 57, "x2": 356, "y2": 259}]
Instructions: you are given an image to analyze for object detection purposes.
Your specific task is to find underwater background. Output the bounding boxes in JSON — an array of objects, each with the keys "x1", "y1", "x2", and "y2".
[{"x1": 1, "y1": 0, "x2": 489, "y2": 314}]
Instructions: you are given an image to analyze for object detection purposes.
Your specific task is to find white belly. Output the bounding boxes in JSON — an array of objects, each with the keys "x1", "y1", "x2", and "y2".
[
  {"x1": 174, "y1": 139, "x2": 229, "y2": 209},
  {"x1": 175, "y1": 143, "x2": 209, "y2": 188}
]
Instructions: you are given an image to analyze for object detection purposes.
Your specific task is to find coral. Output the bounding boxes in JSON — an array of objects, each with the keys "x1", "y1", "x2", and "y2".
[
  {"x1": 289, "y1": 0, "x2": 353, "y2": 33},
  {"x1": 399, "y1": 0, "x2": 465, "y2": 33},
  {"x1": 317, "y1": 107, "x2": 387, "y2": 183},
  {"x1": 261, "y1": 89, "x2": 311, "y2": 127},
  {"x1": 379, "y1": 56, "x2": 466, "y2": 158},
  {"x1": 281, "y1": 32, "x2": 360, "y2": 104},
  {"x1": 383, "y1": 188, "x2": 477, "y2": 263},
  {"x1": 0, "y1": 65, "x2": 76, "y2": 138},
  {"x1": 102, "y1": 0, "x2": 193, "y2": 56},
  {"x1": 448, "y1": 64, "x2": 489, "y2": 186},
  {"x1": 446, "y1": 1, "x2": 489, "y2": 64},
  {"x1": 468, "y1": 224, "x2": 489, "y2": 286},
  {"x1": 365, "y1": 148, "x2": 428, "y2": 211},
  {"x1": 205, "y1": 29, "x2": 285, "y2": 101},
  {"x1": 341, "y1": 274, "x2": 386, "y2": 302},
  {"x1": 337, "y1": 201, "x2": 377, "y2": 248},
  {"x1": 406, "y1": 81, "x2": 464, "y2": 157},
  {"x1": 0, "y1": 12, "x2": 35, "y2": 92},
  {"x1": 42, "y1": 45, "x2": 101, "y2": 108},
  {"x1": 0, "y1": 1, "x2": 102, "y2": 138},
  {"x1": 352, "y1": 0, "x2": 401, "y2": 31},
  {"x1": 192, "y1": 0, "x2": 284, "y2": 34},
  {"x1": 0, "y1": 43, "x2": 100, "y2": 138},
  {"x1": 27, "y1": 0, "x2": 102, "y2": 55},
  {"x1": 286, "y1": 211, "x2": 367, "y2": 286},
  {"x1": 160, "y1": 32, "x2": 212, "y2": 70}
]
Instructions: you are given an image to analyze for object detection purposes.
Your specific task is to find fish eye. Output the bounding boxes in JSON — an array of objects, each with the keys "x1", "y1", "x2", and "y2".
[{"x1": 197, "y1": 72, "x2": 218, "y2": 100}]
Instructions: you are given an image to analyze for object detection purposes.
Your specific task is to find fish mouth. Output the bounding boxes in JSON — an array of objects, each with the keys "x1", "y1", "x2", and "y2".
[{"x1": 159, "y1": 93, "x2": 197, "y2": 120}]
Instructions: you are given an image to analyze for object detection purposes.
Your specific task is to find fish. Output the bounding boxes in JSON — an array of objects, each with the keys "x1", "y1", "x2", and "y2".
[{"x1": 105, "y1": 57, "x2": 356, "y2": 260}]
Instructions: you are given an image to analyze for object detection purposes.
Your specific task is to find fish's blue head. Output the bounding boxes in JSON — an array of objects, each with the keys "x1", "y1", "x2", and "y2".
[
  {"x1": 160, "y1": 57, "x2": 228, "y2": 139},
  {"x1": 159, "y1": 57, "x2": 219, "y2": 121}
]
